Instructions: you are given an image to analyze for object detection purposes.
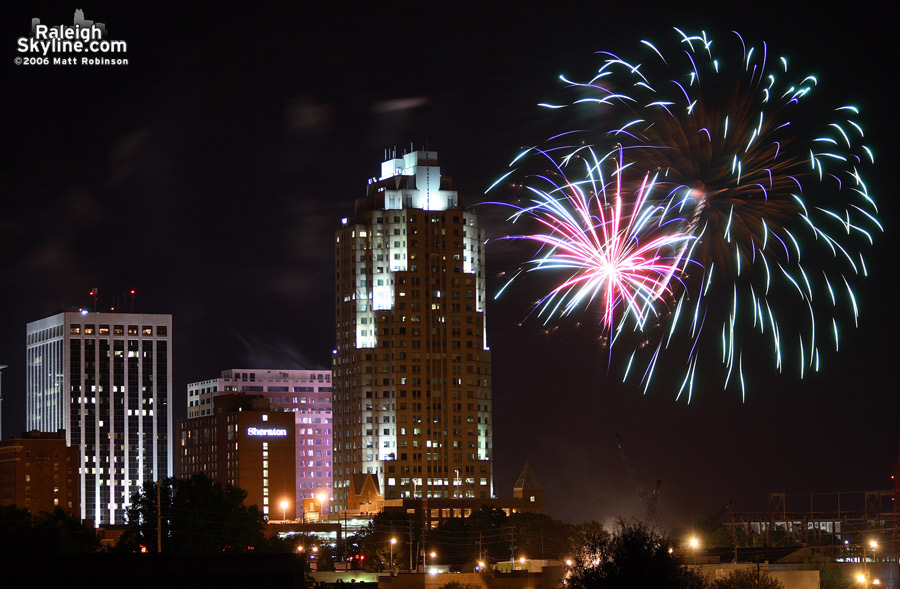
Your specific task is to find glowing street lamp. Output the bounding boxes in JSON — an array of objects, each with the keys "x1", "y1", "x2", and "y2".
[
  {"x1": 317, "y1": 492, "x2": 329, "y2": 519},
  {"x1": 390, "y1": 537, "x2": 397, "y2": 571},
  {"x1": 855, "y1": 541, "x2": 880, "y2": 589},
  {"x1": 280, "y1": 499, "x2": 289, "y2": 522}
]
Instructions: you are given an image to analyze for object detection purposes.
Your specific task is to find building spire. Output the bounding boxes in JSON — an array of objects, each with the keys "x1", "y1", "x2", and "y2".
[{"x1": 514, "y1": 463, "x2": 541, "y2": 490}]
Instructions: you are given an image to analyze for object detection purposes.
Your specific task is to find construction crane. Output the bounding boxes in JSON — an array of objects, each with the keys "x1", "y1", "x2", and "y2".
[{"x1": 615, "y1": 433, "x2": 664, "y2": 533}]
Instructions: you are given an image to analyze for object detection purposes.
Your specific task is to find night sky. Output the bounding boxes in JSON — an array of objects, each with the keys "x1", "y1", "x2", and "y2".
[{"x1": 3, "y1": 4, "x2": 897, "y2": 527}]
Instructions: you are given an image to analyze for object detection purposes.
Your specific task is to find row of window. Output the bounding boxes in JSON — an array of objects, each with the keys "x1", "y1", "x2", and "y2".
[{"x1": 69, "y1": 325, "x2": 167, "y2": 337}]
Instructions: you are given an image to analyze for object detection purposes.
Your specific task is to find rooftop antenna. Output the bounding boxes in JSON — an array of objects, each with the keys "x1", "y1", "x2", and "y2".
[
  {"x1": 128, "y1": 289, "x2": 136, "y2": 313},
  {"x1": 90, "y1": 287, "x2": 99, "y2": 312}
]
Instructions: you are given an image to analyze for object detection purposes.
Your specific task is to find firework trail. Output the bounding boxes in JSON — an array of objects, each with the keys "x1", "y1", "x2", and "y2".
[
  {"x1": 492, "y1": 146, "x2": 693, "y2": 346},
  {"x1": 498, "y1": 29, "x2": 879, "y2": 399}
]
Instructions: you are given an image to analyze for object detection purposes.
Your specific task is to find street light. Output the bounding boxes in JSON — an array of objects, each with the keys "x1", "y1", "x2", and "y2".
[
  {"x1": 317, "y1": 492, "x2": 328, "y2": 519},
  {"x1": 280, "y1": 499, "x2": 289, "y2": 522},
  {"x1": 390, "y1": 537, "x2": 397, "y2": 572},
  {"x1": 855, "y1": 541, "x2": 880, "y2": 589}
]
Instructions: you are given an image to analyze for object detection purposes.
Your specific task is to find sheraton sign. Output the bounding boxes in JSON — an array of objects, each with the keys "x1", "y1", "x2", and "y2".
[{"x1": 247, "y1": 427, "x2": 288, "y2": 437}]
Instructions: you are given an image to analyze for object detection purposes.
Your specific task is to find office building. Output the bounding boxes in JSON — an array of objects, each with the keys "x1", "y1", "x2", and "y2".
[
  {"x1": 187, "y1": 368, "x2": 332, "y2": 507},
  {"x1": 333, "y1": 149, "x2": 492, "y2": 511},
  {"x1": 26, "y1": 311, "x2": 172, "y2": 525},
  {"x1": 0, "y1": 429, "x2": 80, "y2": 516},
  {"x1": 178, "y1": 394, "x2": 296, "y2": 520}
]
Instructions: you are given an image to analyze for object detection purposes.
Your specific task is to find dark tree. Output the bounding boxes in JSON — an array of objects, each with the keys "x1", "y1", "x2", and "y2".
[
  {"x1": 431, "y1": 515, "x2": 472, "y2": 565},
  {"x1": 466, "y1": 505, "x2": 509, "y2": 564},
  {"x1": 508, "y1": 512, "x2": 581, "y2": 561},
  {"x1": 425, "y1": 506, "x2": 589, "y2": 567},
  {"x1": 804, "y1": 556, "x2": 852, "y2": 589},
  {"x1": 119, "y1": 474, "x2": 265, "y2": 553},
  {"x1": 710, "y1": 568, "x2": 783, "y2": 589},
  {"x1": 354, "y1": 510, "x2": 421, "y2": 570},
  {"x1": 33, "y1": 508, "x2": 102, "y2": 553},
  {"x1": 566, "y1": 519, "x2": 707, "y2": 589},
  {"x1": 0, "y1": 505, "x2": 100, "y2": 554}
]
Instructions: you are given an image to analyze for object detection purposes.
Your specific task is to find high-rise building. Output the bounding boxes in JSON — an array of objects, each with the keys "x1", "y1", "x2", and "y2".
[
  {"x1": 333, "y1": 149, "x2": 492, "y2": 511},
  {"x1": 177, "y1": 394, "x2": 296, "y2": 521},
  {"x1": 26, "y1": 311, "x2": 173, "y2": 525},
  {"x1": 186, "y1": 368, "x2": 333, "y2": 507}
]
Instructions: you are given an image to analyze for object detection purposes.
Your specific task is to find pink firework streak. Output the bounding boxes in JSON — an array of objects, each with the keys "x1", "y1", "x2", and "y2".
[{"x1": 496, "y1": 147, "x2": 694, "y2": 335}]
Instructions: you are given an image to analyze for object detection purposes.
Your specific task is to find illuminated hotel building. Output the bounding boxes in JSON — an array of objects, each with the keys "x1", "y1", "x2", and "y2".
[
  {"x1": 187, "y1": 368, "x2": 332, "y2": 507},
  {"x1": 333, "y1": 149, "x2": 492, "y2": 511},
  {"x1": 178, "y1": 394, "x2": 296, "y2": 520},
  {"x1": 26, "y1": 311, "x2": 172, "y2": 525}
]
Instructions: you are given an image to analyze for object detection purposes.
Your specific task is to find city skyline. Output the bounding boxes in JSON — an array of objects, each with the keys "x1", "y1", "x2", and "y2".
[{"x1": 3, "y1": 4, "x2": 897, "y2": 526}]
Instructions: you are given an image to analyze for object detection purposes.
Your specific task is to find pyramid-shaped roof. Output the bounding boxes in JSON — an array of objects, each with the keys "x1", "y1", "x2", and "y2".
[{"x1": 514, "y1": 463, "x2": 541, "y2": 489}]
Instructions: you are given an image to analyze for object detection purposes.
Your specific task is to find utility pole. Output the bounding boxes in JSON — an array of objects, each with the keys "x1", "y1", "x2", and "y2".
[
  {"x1": 343, "y1": 510, "x2": 349, "y2": 565},
  {"x1": 0, "y1": 365, "x2": 7, "y2": 440},
  {"x1": 156, "y1": 479, "x2": 163, "y2": 552},
  {"x1": 409, "y1": 519, "x2": 415, "y2": 571}
]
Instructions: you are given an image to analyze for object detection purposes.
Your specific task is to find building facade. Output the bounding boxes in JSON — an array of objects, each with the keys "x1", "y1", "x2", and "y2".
[
  {"x1": 187, "y1": 368, "x2": 332, "y2": 507},
  {"x1": 333, "y1": 149, "x2": 492, "y2": 511},
  {"x1": 0, "y1": 429, "x2": 80, "y2": 516},
  {"x1": 26, "y1": 311, "x2": 173, "y2": 525},
  {"x1": 178, "y1": 394, "x2": 296, "y2": 520}
]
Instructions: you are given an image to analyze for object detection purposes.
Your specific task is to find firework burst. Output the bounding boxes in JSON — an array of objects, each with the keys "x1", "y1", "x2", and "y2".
[
  {"x1": 493, "y1": 146, "x2": 693, "y2": 343},
  {"x1": 500, "y1": 29, "x2": 879, "y2": 399}
]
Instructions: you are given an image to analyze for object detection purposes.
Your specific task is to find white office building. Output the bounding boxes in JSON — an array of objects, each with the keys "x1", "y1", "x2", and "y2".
[{"x1": 26, "y1": 311, "x2": 173, "y2": 525}]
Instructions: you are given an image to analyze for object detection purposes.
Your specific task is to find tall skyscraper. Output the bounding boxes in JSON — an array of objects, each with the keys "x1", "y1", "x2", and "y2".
[
  {"x1": 333, "y1": 149, "x2": 492, "y2": 511},
  {"x1": 26, "y1": 311, "x2": 173, "y2": 525}
]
